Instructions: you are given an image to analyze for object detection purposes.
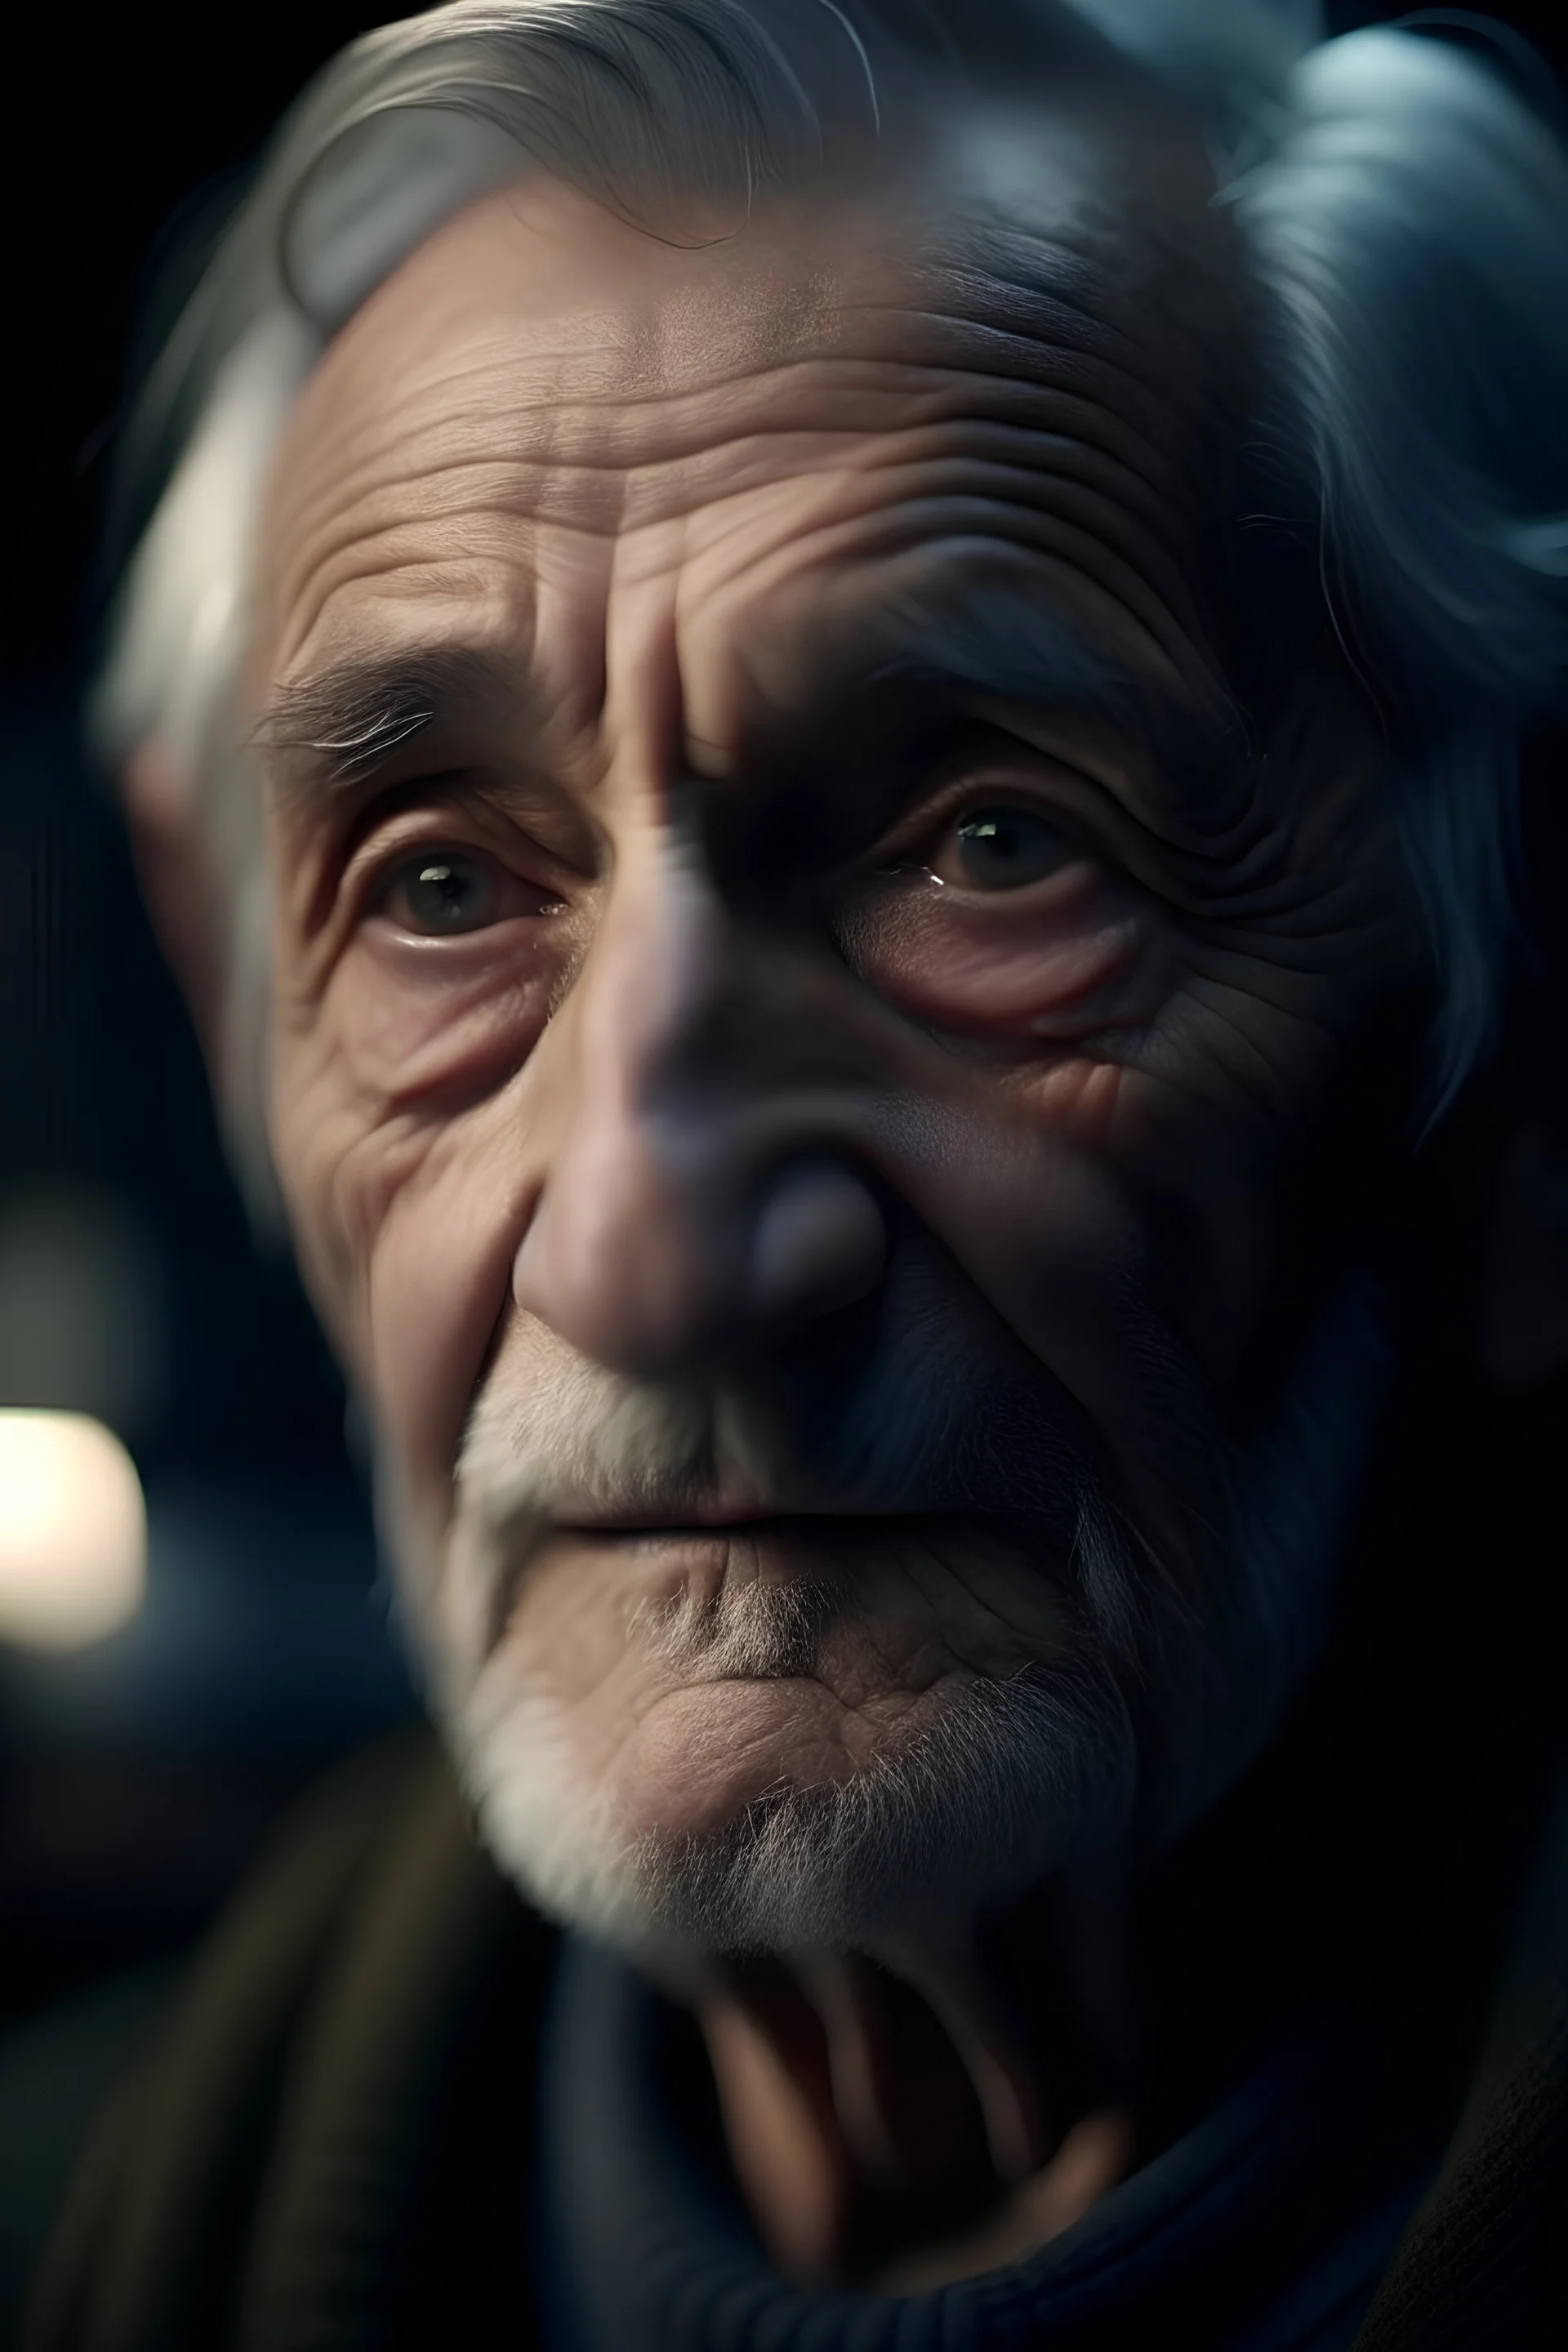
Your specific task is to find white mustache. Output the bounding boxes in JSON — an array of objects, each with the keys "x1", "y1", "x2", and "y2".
[
  {"x1": 435, "y1": 1312, "x2": 1120, "y2": 1675},
  {"x1": 456, "y1": 1359, "x2": 794, "y2": 1537},
  {"x1": 443, "y1": 1356, "x2": 806, "y2": 1665}
]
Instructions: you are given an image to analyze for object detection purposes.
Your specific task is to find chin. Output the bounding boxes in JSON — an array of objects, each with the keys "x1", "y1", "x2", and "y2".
[
  {"x1": 426, "y1": 1508, "x2": 1143, "y2": 1959},
  {"x1": 447, "y1": 1642, "x2": 1141, "y2": 1961}
]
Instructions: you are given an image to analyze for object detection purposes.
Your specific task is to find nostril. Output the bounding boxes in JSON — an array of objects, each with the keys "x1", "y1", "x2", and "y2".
[{"x1": 749, "y1": 1160, "x2": 886, "y2": 1335}]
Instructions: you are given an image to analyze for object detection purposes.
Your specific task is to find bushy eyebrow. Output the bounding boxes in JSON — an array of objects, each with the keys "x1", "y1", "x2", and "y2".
[
  {"x1": 252, "y1": 646, "x2": 526, "y2": 793},
  {"x1": 252, "y1": 585, "x2": 1247, "y2": 835},
  {"x1": 860, "y1": 583, "x2": 1247, "y2": 792}
]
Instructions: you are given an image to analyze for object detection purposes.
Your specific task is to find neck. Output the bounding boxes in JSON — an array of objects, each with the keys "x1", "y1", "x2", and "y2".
[
  {"x1": 658, "y1": 1325, "x2": 1544, "y2": 2289},
  {"x1": 675, "y1": 1659, "x2": 1457, "y2": 2293},
  {"x1": 684, "y1": 1874, "x2": 1142, "y2": 2287}
]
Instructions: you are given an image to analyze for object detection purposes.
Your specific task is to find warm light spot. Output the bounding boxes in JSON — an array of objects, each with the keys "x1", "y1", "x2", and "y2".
[{"x1": 0, "y1": 1411, "x2": 147, "y2": 1650}]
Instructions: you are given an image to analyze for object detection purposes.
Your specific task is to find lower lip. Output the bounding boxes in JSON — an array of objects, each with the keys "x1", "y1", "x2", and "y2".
[
  {"x1": 491, "y1": 1521, "x2": 844, "y2": 1645},
  {"x1": 483, "y1": 1521, "x2": 876, "y2": 1660}
]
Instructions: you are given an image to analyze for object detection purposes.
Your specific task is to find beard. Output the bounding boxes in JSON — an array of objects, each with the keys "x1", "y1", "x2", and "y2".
[{"x1": 385, "y1": 1262, "x2": 1390, "y2": 1967}]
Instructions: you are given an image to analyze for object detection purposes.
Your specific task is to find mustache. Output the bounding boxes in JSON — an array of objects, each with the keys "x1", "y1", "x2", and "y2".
[
  {"x1": 442, "y1": 1313, "x2": 1126, "y2": 1666},
  {"x1": 452, "y1": 1330, "x2": 1105, "y2": 1547},
  {"x1": 459, "y1": 1365, "x2": 791, "y2": 1537},
  {"x1": 434, "y1": 1206, "x2": 1227, "y2": 1676},
  {"x1": 443, "y1": 1213, "x2": 1224, "y2": 1582}
]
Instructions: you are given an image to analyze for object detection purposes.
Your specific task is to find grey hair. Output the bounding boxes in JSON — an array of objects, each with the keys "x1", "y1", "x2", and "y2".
[{"x1": 95, "y1": 0, "x2": 1568, "y2": 1199}]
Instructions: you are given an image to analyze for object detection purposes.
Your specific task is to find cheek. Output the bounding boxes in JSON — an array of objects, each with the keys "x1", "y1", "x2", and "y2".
[
  {"x1": 361, "y1": 1101, "x2": 537, "y2": 1567},
  {"x1": 273, "y1": 929, "x2": 581, "y2": 1544},
  {"x1": 325, "y1": 921, "x2": 568, "y2": 1103}
]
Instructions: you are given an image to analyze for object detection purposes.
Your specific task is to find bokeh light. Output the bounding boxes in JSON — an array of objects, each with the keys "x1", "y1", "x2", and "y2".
[{"x1": 0, "y1": 1412, "x2": 147, "y2": 1650}]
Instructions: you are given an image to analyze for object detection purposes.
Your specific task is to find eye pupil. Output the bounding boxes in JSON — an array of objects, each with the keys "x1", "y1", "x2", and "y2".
[
  {"x1": 394, "y1": 853, "x2": 492, "y2": 933},
  {"x1": 949, "y1": 806, "x2": 1065, "y2": 891}
]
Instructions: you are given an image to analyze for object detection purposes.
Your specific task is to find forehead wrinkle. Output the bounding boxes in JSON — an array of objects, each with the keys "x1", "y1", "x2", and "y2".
[
  {"x1": 276, "y1": 212, "x2": 1216, "y2": 545},
  {"x1": 270, "y1": 466, "x2": 1220, "y2": 795},
  {"x1": 863, "y1": 574, "x2": 1246, "y2": 813},
  {"x1": 288, "y1": 337, "x2": 1188, "y2": 500},
  {"x1": 673, "y1": 479, "x2": 1221, "y2": 706},
  {"x1": 270, "y1": 345, "x2": 1207, "y2": 666},
  {"x1": 283, "y1": 486, "x2": 1214, "y2": 733},
  {"x1": 285, "y1": 425, "x2": 1200, "y2": 599},
  {"x1": 262, "y1": 177, "x2": 1252, "y2": 765},
  {"x1": 777, "y1": 441, "x2": 1209, "y2": 640},
  {"x1": 848, "y1": 307, "x2": 1204, "y2": 497}
]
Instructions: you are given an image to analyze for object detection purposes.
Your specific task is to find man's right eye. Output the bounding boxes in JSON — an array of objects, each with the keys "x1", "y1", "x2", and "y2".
[{"x1": 376, "y1": 849, "x2": 518, "y2": 935}]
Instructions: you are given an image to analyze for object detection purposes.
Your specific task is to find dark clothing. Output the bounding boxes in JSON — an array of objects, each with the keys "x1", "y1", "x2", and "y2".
[
  {"x1": 6, "y1": 1731, "x2": 1568, "y2": 2351},
  {"x1": 9, "y1": 1740, "x2": 554, "y2": 2352},
  {"x1": 537, "y1": 1940, "x2": 1431, "y2": 2352}
]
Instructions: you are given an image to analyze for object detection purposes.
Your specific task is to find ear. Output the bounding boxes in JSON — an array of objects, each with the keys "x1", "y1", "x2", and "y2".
[
  {"x1": 121, "y1": 739, "x2": 224, "y2": 1063},
  {"x1": 1477, "y1": 1121, "x2": 1568, "y2": 1393}
]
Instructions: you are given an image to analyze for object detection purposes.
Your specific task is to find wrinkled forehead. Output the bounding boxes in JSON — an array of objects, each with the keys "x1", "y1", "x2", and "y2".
[
  {"x1": 256, "y1": 105, "x2": 1258, "y2": 713},
  {"x1": 270, "y1": 93, "x2": 1243, "y2": 479}
]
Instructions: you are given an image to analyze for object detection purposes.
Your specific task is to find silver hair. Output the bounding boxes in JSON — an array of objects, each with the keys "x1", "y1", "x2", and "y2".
[{"x1": 94, "y1": 0, "x2": 1568, "y2": 1202}]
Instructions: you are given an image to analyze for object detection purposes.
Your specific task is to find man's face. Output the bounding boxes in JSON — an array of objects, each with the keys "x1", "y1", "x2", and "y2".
[{"x1": 249, "y1": 127, "x2": 1420, "y2": 1956}]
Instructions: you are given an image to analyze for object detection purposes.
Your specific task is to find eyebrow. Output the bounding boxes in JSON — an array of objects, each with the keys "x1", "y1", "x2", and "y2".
[
  {"x1": 854, "y1": 581, "x2": 1249, "y2": 800},
  {"x1": 253, "y1": 586, "x2": 1248, "y2": 826},
  {"x1": 252, "y1": 646, "x2": 527, "y2": 794}
]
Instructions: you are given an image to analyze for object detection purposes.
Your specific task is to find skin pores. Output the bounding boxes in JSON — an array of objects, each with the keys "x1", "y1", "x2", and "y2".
[{"x1": 247, "y1": 136, "x2": 1422, "y2": 1959}]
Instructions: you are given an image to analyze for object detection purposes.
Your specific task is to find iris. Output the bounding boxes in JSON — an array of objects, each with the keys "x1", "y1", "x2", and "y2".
[
  {"x1": 389, "y1": 851, "x2": 497, "y2": 933},
  {"x1": 947, "y1": 807, "x2": 1067, "y2": 891}
]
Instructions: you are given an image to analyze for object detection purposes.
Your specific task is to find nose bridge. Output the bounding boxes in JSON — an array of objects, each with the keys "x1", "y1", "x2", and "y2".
[
  {"x1": 577, "y1": 836, "x2": 739, "y2": 1127},
  {"x1": 512, "y1": 837, "x2": 885, "y2": 1377}
]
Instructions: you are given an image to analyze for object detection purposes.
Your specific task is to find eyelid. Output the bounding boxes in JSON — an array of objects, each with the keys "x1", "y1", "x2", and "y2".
[
  {"x1": 341, "y1": 800, "x2": 577, "y2": 923},
  {"x1": 871, "y1": 760, "x2": 1099, "y2": 875}
]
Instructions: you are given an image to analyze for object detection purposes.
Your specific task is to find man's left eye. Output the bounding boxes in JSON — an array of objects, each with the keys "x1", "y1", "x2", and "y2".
[
  {"x1": 379, "y1": 849, "x2": 506, "y2": 934},
  {"x1": 928, "y1": 805, "x2": 1071, "y2": 892}
]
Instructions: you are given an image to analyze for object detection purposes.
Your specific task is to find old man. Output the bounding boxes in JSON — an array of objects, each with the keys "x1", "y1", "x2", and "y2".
[{"x1": 14, "y1": 0, "x2": 1568, "y2": 2343}]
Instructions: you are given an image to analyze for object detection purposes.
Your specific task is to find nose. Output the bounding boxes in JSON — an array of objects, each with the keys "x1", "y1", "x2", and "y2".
[{"x1": 511, "y1": 849, "x2": 887, "y2": 1377}]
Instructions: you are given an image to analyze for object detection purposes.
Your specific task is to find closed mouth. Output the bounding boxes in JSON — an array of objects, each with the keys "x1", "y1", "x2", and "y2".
[
  {"x1": 553, "y1": 1503, "x2": 784, "y2": 1536},
  {"x1": 481, "y1": 1511, "x2": 846, "y2": 1657},
  {"x1": 549, "y1": 1508, "x2": 927, "y2": 1545}
]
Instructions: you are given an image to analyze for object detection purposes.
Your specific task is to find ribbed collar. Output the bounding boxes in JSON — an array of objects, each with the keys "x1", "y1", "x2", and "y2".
[{"x1": 534, "y1": 1938, "x2": 1429, "y2": 2352}]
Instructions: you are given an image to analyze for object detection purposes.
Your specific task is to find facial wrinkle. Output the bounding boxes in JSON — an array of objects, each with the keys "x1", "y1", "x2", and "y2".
[{"x1": 254, "y1": 154, "x2": 1419, "y2": 2016}]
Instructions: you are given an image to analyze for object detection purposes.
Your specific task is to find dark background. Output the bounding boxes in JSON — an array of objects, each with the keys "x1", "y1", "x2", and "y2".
[{"x1": 0, "y1": 2, "x2": 1564, "y2": 2026}]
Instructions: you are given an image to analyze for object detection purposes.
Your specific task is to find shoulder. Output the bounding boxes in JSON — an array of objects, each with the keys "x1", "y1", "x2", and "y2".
[
  {"x1": 12, "y1": 1730, "x2": 558, "y2": 2351},
  {"x1": 0, "y1": 1964, "x2": 180, "y2": 2337}
]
